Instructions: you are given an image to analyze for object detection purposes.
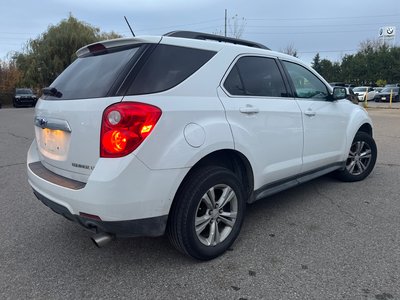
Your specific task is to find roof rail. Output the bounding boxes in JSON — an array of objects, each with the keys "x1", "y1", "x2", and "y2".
[{"x1": 164, "y1": 31, "x2": 270, "y2": 50}]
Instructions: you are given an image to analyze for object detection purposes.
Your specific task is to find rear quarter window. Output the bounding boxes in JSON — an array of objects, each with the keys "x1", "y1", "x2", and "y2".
[{"x1": 126, "y1": 45, "x2": 216, "y2": 95}]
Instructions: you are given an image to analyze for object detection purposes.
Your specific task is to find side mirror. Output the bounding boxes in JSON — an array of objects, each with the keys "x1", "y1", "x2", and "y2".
[{"x1": 331, "y1": 86, "x2": 346, "y2": 100}]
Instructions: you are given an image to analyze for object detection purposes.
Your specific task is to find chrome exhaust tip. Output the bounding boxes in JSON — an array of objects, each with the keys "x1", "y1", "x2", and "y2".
[{"x1": 91, "y1": 232, "x2": 114, "y2": 248}]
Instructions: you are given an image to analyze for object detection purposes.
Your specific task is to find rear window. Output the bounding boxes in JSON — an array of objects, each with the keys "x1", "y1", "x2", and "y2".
[
  {"x1": 44, "y1": 46, "x2": 141, "y2": 100},
  {"x1": 126, "y1": 45, "x2": 216, "y2": 95}
]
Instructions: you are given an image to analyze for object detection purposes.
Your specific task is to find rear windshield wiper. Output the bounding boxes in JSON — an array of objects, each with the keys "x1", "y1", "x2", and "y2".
[{"x1": 43, "y1": 87, "x2": 63, "y2": 98}]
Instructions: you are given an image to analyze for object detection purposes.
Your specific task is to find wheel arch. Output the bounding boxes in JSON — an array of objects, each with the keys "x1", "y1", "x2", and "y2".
[
  {"x1": 357, "y1": 122, "x2": 373, "y2": 137},
  {"x1": 342, "y1": 107, "x2": 374, "y2": 161},
  {"x1": 191, "y1": 149, "x2": 254, "y2": 199},
  {"x1": 168, "y1": 149, "x2": 254, "y2": 216}
]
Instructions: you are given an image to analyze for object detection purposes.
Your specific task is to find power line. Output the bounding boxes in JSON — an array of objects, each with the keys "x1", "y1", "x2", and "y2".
[
  {"x1": 247, "y1": 29, "x2": 383, "y2": 35},
  {"x1": 244, "y1": 22, "x2": 400, "y2": 29},
  {"x1": 247, "y1": 13, "x2": 400, "y2": 21}
]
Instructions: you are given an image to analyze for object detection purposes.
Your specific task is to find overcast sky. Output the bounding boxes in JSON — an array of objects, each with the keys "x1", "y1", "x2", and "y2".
[{"x1": 1, "y1": 0, "x2": 399, "y2": 65}]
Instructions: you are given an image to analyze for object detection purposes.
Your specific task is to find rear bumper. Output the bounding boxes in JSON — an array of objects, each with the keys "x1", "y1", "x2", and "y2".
[
  {"x1": 33, "y1": 189, "x2": 167, "y2": 237},
  {"x1": 27, "y1": 141, "x2": 189, "y2": 237}
]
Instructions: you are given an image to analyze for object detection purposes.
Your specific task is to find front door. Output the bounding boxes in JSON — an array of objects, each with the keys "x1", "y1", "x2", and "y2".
[{"x1": 281, "y1": 60, "x2": 351, "y2": 173}]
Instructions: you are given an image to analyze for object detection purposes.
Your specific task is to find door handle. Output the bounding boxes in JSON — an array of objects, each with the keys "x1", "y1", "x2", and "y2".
[
  {"x1": 304, "y1": 110, "x2": 316, "y2": 117},
  {"x1": 239, "y1": 106, "x2": 259, "y2": 114}
]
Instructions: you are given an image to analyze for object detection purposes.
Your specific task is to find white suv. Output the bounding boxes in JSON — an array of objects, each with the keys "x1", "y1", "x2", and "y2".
[{"x1": 27, "y1": 31, "x2": 377, "y2": 260}]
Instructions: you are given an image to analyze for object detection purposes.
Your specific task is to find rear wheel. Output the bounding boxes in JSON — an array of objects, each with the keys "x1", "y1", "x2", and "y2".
[
  {"x1": 167, "y1": 166, "x2": 246, "y2": 260},
  {"x1": 335, "y1": 132, "x2": 377, "y2": 182}
]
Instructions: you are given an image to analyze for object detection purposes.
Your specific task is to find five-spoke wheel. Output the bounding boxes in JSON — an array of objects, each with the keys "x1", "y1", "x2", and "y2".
[
  {"x1": 335, "y1": 131, "x2": 377, "y2": 182},
  {"x1": 195, "y1": 184, "x2": 238, "y2": 247},
  {"x1": 167, "y1": 166, "x2": 245, "y2": 260}
]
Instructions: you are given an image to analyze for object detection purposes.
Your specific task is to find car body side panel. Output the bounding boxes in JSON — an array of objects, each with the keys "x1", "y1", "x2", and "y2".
[
  {"x1": 128, "y1": 49, "x2": 241, "y2": 170},
  {"x1": 217, "y1": 88, "x2": 303, "y2": 190},
  {"x1": 297, "y1": 99, "x2": 352, "y2": 173},
  {"x1": 342, "y1": 107, "x2": 374, "y2": 161},
  {"x1": 129, "y1": 95, "x2": 234, "y2": 170}
]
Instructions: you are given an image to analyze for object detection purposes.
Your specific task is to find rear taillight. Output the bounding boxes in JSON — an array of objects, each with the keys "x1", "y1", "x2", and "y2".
[{"x1": 100, "y1": 102, "x2": 162, "y2": 158}]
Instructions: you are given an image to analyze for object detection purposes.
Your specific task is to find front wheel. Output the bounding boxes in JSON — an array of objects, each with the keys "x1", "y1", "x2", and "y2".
[
  {"x1": 167, "y1": 166, "x2": 246, "y2": 260},
  {"x1": 335, "y1": 132, "x2": 377, "y2": 182}
]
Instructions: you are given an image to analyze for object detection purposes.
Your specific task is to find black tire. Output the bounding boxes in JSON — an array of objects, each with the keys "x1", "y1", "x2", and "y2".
[
  {"x1": 13, "y1": 99, "x2": 18, "y2": 108},
  {"x1": 335, "y1": 132, "x2": 377, "y2": 182},
  {"x1": 167, "y1": 166, "x2": 246, "y2": 260}
]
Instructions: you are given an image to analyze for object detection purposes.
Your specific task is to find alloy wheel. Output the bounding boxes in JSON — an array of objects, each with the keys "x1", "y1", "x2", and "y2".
[
  {"x1": 346, "y1": 140, "x2": 372, "y2": 175},
  {"x1": 195, "y1": 184, "x2": 238, "y2": 246}
]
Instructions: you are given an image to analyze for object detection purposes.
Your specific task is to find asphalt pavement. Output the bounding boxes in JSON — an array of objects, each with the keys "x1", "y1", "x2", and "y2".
[{"x1": 0, "y1": 106, "x2": 399, "y2": 300}]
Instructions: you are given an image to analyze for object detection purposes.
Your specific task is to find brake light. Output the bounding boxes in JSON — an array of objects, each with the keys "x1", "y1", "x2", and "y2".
[
  {"x1": 100, "y1": 102, "x2": 162, "y2": 158},
  {"x1": 88, "y1": 43, "x2": 106, "y2": 54}
]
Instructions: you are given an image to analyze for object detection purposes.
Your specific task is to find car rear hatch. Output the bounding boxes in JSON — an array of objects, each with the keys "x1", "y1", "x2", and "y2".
[{"x1": 34, "y1": 37, "x2": 161, "y2": 183}]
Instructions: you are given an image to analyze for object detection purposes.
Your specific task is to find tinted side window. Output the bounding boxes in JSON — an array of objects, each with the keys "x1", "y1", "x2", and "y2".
[
  {"x1": 127, "y1": 45, "x2": 216, "y2": 95},
  {"x1": 224, "y1": 65, "x2": 245, "y2": 95},
  {"x1": 282, "y1": 61, "x2": 329, "y2": 100},
  {"x1": 45, "y1": 47, "x2": 140, "y2": 100},
  {"x1": 224, "y1": 56, "x2": 288, "y2": 97}
]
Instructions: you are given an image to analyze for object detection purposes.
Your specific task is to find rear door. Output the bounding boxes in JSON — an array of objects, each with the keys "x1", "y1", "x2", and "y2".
[
  {"x1": 34, "y1": 44, "x2": 146, "y2": 182},
  {"x1": 218, "y1": 55, "x2": 303, "y2": 190}
]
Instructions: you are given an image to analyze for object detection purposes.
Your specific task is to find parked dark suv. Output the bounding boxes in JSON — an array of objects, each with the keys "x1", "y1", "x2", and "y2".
[{"x1": 13, "y1": 88, "x2": 37, "y2": 107}]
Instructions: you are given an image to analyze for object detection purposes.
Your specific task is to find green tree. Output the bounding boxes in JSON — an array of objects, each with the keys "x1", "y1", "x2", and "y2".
[
  {"x1": 376, "y1": 79, "x2": 387, "y2": 87},
  {"x1": 311, "y1": 53, "x2": 321, "y2": 73},
  {"x1": 311, "y1": 39, "x2": 400, "y2": 86},
  {"x1": 13, "y1": 14, "x2": 121, "y2": 88},
  {"x1": 340, "y1": 43, "x2": 400, "y2": 85},
  {"x1": 311, "y1": 55, "x2": 341, "y2": 82}
]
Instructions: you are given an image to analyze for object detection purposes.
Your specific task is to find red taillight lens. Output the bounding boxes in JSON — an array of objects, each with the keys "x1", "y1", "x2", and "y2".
[
  {"x1": 100, "y1": 102, "x2": 162, "y2": 158},
  {"x1": 88, "y1": 43, "x2": 107, "y2": 54}
]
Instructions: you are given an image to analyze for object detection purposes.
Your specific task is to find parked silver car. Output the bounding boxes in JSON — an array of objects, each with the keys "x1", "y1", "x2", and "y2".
[{"x1": 353, "y1": 86, "x2": 376, "y2": 102}]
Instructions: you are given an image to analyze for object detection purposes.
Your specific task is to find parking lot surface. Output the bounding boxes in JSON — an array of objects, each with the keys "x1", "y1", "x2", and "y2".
[{"x1": 0, "y1": 106, "x2": 399, "y2": 299}]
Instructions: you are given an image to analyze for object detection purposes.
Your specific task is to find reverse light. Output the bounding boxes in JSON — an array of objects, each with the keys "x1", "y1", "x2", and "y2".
[
  {"x1": 100, "y1": 102, "x2": 162, "y2": 158},
  {"x1": 107, "y1": 110, "x2": 122, "y2": 125}
]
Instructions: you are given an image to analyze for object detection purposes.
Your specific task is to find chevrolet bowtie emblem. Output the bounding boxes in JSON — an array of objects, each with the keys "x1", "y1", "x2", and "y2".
[
  {"x1": 35, "y1": 117, "x2": 48, "y2": 129},
  {"x1": 39, "y1": 118, "x2": 47, "y2": 128}
]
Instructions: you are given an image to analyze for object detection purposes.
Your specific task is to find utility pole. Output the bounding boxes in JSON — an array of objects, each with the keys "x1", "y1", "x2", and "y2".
[{"x1": 224, "y1": 9, "x2": 227, "y2": 37}]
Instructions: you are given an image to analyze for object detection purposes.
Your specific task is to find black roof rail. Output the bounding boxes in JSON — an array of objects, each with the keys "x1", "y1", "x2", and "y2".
[{"x1": 164, "y1": 31, "x2": 270, "y2": 50}]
